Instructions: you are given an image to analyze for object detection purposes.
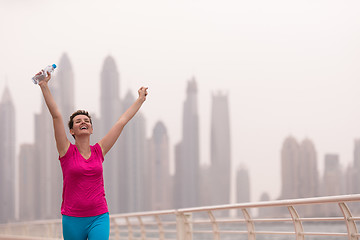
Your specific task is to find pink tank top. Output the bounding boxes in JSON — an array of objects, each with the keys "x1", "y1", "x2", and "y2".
[{"x1": 59, "y1": 143, "x2": 108, "y2": 217}]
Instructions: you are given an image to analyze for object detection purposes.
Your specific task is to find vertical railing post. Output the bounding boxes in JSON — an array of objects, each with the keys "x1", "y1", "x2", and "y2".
[
  {"x1": 60, "y1": 221, "x2": 64, "y2": 239},
  {"x1": 112, "y1": 217, "x2": 120, "y2": 240},
  {"x1": 207, "y1": 211, "x2": 220, "y2": 240},
  {"x1": 176, "y1": 211, "x2": 185, "y2": 240},
  {"x1": 137, "y1": 216, "x2": 146, "y2": 240},
  {"x1": 288, "y1": 206, "x2": 304, "y2": 240},
  {"x1": 46, "y1": 223, "x2": 51, "y2": 238},
  {"x1": 155, "y1": 215, "x2": 165, "y2": 240},
  {"x1": 125, "y1": 217, "x2": 134, "y2": 240},
  {"x1": 176, "y1": 211, "x2": 192, "y2": 240},
  {"x1": 339, "y1": 202, "x2": 359, "y2": 240},
  {"x1": 242, "y1": 208, "x2": 256, "y2": 240}
]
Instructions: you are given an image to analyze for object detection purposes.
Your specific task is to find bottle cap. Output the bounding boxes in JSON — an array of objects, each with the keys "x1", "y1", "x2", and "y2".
[{"x1": 52, "y1": 64, "x2": 57, "y2": 69}]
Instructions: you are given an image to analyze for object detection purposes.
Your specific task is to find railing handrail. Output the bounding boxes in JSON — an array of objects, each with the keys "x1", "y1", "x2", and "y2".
[
  {"x1": 111, "y1": 209, "x2": 177, "y2": 218},
  {"x1": 178, "y1": 194, "x2": 360, "y2": 213},
  {"x1": 102, "y1": 194, "x2": 360, "y2": 219},
  {"x1": 2, "y1": 194, "x2": 360, "y2": 240},
  {"x1": 0, "y1": 218, "x2": 62, "y2": 227}
]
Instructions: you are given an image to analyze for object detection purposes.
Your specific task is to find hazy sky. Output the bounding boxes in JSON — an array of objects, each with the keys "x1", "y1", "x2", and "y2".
[{"x1": 1, "y1": 0, "x2": 360, "y2": 203}]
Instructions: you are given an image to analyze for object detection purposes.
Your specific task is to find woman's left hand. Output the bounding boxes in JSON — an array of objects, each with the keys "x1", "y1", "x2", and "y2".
[{"x1": 138, "y1": 87, "x2": 148, "y2": 101}]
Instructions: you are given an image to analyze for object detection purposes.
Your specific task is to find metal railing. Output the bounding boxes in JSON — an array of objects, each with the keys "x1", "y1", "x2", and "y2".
[{"x1": 1, "y1": 194, "x2": 360, "y2": 240}]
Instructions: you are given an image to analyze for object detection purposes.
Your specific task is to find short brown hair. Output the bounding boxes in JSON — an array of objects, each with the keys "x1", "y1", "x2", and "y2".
[{"x1": 68, "y1": 110, "x2": 92, "y2": 130}]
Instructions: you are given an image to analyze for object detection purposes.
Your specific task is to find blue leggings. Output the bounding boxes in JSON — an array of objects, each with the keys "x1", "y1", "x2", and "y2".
[{"x1": 62, "y1": 212, "x2": 110, "y2": 240}]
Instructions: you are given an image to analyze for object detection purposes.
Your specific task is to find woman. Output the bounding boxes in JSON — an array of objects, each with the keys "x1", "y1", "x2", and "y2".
[{"x1": 37, "y1": 70, "x2": 148, "y2": 239}]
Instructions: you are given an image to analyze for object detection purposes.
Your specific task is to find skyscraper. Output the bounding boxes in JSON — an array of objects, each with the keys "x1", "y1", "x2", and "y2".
[
  {"x1": 322, "y1": 154, "x2": 343, "y2": 196},
  {"x1": 99, "y1": 55, "x2": 122, "y2": 213},
  {"x1": 54, "y1": 53, "x2": 75, "y2": 215},
  {"x1": 236, "y1": 166, "x2": 250, "y2": 203},
  {"x1": 209, "y1": 92, "x2": 231, "y2": 205},
  {"x1": 297, "y1": 139, "x2": 319, "y2": 216},
  {"x1": 148, "y1": 121, "x2": 172, "y2": 210},
  {"x1": 236, "y1": 165, "x2": 251, "y2": 217},
  {"x1": 0, "y1": 86, "x2": 15, "y2": 223},
  {"x1": 174, "y1": 78, "x2": 200, "y2": 208},
  {"x1": 34, "y1": 53, "x2": 75, "y2": 219},
  {"x1": 354, "y1": 139, "x2": 360, "y2": 169},
  {"x1": 34, "y1": 103, "x2": 57, "y2": 219},
  {"x1": 54, "y1": 53, "x2": 75, "y2": 139},
  {"x1": 298, "y1": 139, "x2": 318, "y2": 198},
  {"x1": 345, "y1": 163, "x2": 356, "y2": 194},
  {"x1": 353, "y1": 139, "x2": 360, "y2": 193},
  {"x1": 100, "y1": 56, "x2": 121, "y2": 134},
  {"x1": 174, "y1": 142, "x2": 183, "y2": 208},
  {"x1": 280, "y1": 136, "x2": 300, "y2": 199},
  {"x1": 258, "y1": 192, "x2": 272, "y2": 217},
  {"x1": 199, "y1": 165, "x2": 212, "y2": 206},
  {"x1": 121, "y1": 91, "x2": 147, "y2": 212},
  {"x1": 19, "y1": 144, "x2": 36, "y2": 221},
  {"x1": 322, "y1": 154, "x2": 343, "y2": 216}
]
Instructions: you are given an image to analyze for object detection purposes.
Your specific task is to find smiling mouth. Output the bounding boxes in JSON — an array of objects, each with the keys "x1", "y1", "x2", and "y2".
[{"x1": 80, "y1": 126, "x2": 88, "y2": 130}]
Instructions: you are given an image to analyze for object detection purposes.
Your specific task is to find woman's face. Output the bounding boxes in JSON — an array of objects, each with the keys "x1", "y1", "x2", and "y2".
[{"x1": 70, "y1": 114, "x2": 93, "y2": 138}]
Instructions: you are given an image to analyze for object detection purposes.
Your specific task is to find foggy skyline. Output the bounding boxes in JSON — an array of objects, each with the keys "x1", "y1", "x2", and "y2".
[
  {"x1": 3, "y1": 73, "x2": 358, "y2": 221},
  {"x1": 1, "y1": 0, "x2": 360, "y2": 202}
]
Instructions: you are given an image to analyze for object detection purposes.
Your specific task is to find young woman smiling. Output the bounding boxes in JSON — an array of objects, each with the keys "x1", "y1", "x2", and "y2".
[{"x1": 36, "y1": 70, "x2": 148, "y2": 239}]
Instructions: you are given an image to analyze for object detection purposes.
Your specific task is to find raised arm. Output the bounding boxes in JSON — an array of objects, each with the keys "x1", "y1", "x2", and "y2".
[
  {"x1": 38, "y1": 72, "x2": 70, "y2": 157},
  {"x1": 99, "y1": 87, "x2": 148, "y2": 156}
]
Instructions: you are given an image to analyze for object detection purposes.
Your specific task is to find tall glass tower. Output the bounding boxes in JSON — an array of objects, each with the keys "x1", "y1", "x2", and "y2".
[
  {"x1": 35, "y1": 52, "x2": 75, "y2": 219},
  {"x1": 280, "y1": 136, "x2": 300, "y2": 199},
  {"x1": 99, "y1": 55, "x2": 122, "y2": 213},
  {"x1": 148, "y1": 121, "x2": 171, "y2": 210},
  {"x1": 210, "y1": 92, "x2": 231, "y2": 205},
  {"x1": 121, "y1": 91, "x2": 147, "y2": 212},
  {"x1": 299, "y1": 138, "x2": 318, "y2": 197},
  {"x1": 174, "y1": 78, "x2": 200, "y2": 208},
  {"x1": 0, "y1": 86, "x2": 15, "y2": 223}
]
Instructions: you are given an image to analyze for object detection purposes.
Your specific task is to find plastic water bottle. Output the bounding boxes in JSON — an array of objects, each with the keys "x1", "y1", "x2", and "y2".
[{"x1": 32, "y1": 64, "x2": 57, "y2": 84}]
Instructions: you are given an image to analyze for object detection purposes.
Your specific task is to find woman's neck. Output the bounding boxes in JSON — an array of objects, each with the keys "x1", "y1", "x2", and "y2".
[{"x1": 75, "y1": 136, "x2": 91, "y2": 153}]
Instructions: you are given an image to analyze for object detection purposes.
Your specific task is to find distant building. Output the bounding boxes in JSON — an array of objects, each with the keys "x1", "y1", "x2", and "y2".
[
  {"x1": 345, "y1": 163, "x2": 356, "y2": 194},
  {"x1": 296, "y1": 139, "x2": 319, "y2": 216},
  {"x1": 0, "y1": 86, "x2": 15, "y2": 223},
  {"x1": 347, "y1": 140, "x2": 360, "y2": 213},
  {"x1": 209, "y1": 92, "x2": 231, "y2": 205},
  {"x1": 174, "y1": 78, "x2": 200, "y2": 208},
  {"x1": 236, "y1": 166, "x2": 250, "y2": 217},
  {"x1": 34, "y1": 102, "x2": 57, "y2": 219},
  {"x1": 353, "y1": 139, "x2": 360, "y2": 194},
  {"x1": 258, "y1": 192, "x2": 272, "y2": 218},
  {"x1": 321, "y1": 154, "x2": 343, "y2": 216},
  {"x1": 19, "y1": 144, "x2": 36, "y2": 221},
  {"x1": 354, "y1": 139, "x2": 360, "y2": 170},
  {"x1": 99, "y1": 55, "x2": 122, "y2": 213},
  {"x1": 174, "y1": 142, "x2": 183, "y2": 208},
  {"x1": 121, "y1": 91, "x2": 147, "y2": 212},
  {"x1": 53, "y1": 53, "x2": 75, "y2": 140},
  {"x1": 280, "y1": 136, "x2": 300, "y2": 199},
  {"x1": 34, "y1": 53, "x2": 75, "y2": 219},
  {"x1": 236, "y1": 166, "x2": 250, "y2": 203},
  {"x1": 298, "y1": 139, "x2": 318, "y2": 198},
  {"x1": 89, "y1": 113, "x2": 101, "y2": 145},
  {"x1": 280, "y1": 136, "x2": 319, "y2": 201},
  {"x1": 322, "y1": 154, "x2": 343, "y2": 196},
  {"x1": 199, "y1": 165, "x2": 212, "y2": 206},
  {"x1": 148, "y1": 121, "x2": 172, "y2": 210}
]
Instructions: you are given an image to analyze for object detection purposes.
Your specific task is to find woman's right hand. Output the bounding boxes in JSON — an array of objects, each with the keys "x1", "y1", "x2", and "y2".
[{"x1": 37, "y1": 71, "x2": 52, "y2": 86}]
